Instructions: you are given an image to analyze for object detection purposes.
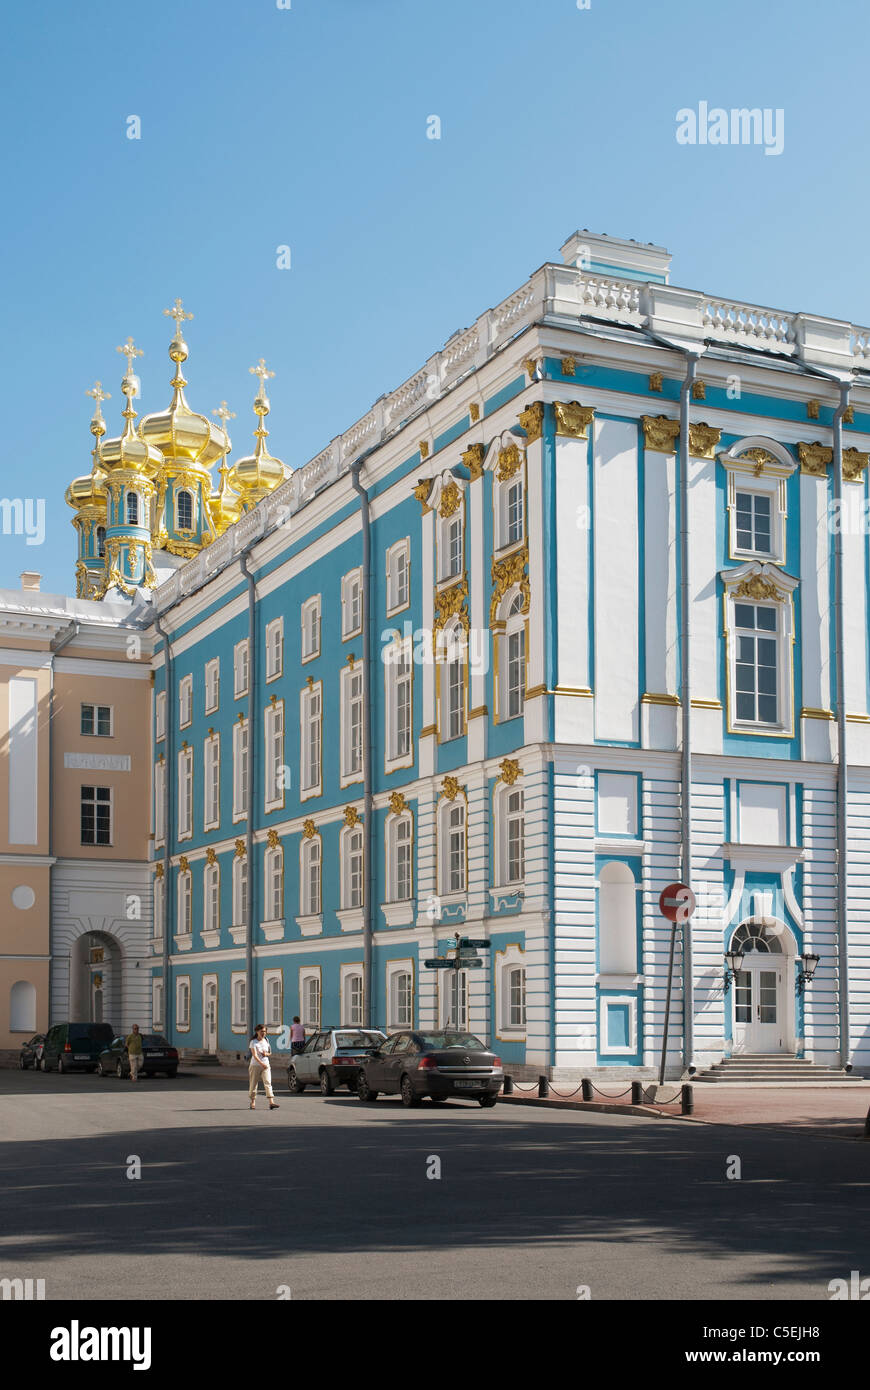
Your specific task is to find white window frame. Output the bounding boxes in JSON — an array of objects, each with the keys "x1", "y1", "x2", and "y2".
[
  {"x1": 340, "y1": 665, "x2": 365, "y2": 786},
  {"x1": 440, "y1": 967, "x2": 468, "y2": 1030},
  {"x1": 178, "y1": 674, "x2": 193, "y2": 729},
  {"x1": 722, "y1": 566, "x2": 797, "y2": 737},
  {"x1": 231, "y1": 971, "x2": 247, "y2": 1033},
  {"x1": 386, "y1": 959, "x2": 414, "y2": 1030},
  {"x1": 264, "y1": 701, "x2": 285, "y2": 812},
  {"x1": 437, "y1": 618, "x2": 466, "y2": 742},
  {"x1": 155, "y1": 691, "x2": 166, "y2": 742},
  {"x1": 126, "y1": 490, "x2": 141, "y2": 527},
  {"x1": 176, "y1": 976, "x2": 191, "y2": 1031},
  {"x1": 232, "y1": 854, "x2": 248, "y2": 928},
  {"x1": 495, "y1": 473, "x2": 525, "y2": 552},
  {"x1": 265, "y1": 617, "x2": 284, "y2": 682},
  {"x1": 386, "y1": 538, "x2": 411, "y2": 615},
  {"x1": 495, "y1": 781, "x2": 525, "y2": 888},
  {"x1": 300, "y1": 967, "x2": 322, "y2": 1030},
  {"x1": 154, "y1": 760, "x2": 166, "y2": 845},
  {"x1": 232, "y1": 718, "x2": 249, "y2": 821},
  {"x1": 300, "y1": 682, "x2": 322, "y2": 799},
  {"x1": 384, "y1": 635, "x2": 413, "y2": 770},
  {"x1": 496, "y1": 587, "x2": 527, "y2": 723},
  {"x1": 203, "y1": 861, "x2": 220, "y2": 937},
  {"x1": 599, "y1": 994, "x2": 638, "y2": 1057},
  {"x1": 264, "y1": 844, "x2": 284, "y2": 924},
  {"x1": 495, "y1": 944, "x2": 527, "y2": 1040},
  {"x1": 301, "y1": 595, "x2": 321, "y2": 662},
  {"x1": 340, "y1": 963, "x2": 365, "y2": 1028},
  {"x1": 300, "y1": 835, "x2": 322, "y2": 917},
  {"x1": 153, "y1": 875, "x2": 164, "y2": 941},
  {"x1": 203, "y1": 733, "x2": 220, "y2": 831},
  {"x1": 175, "y1": 488, "x2": 194, "y2": 533},
  {"x1": 439, "y1": 796, "x2": 467, "y2": 897},
  {"x1": 263, "y1": 969, "x2": 283, "y2": 1031},
  {"x1": 725, "y1": 466, "x2": 787, "y2": 566},
  {"x1": 233, "y1": 639, "x2": 250, "y2": 699},
  {"x1": 176, "y1": 869, "x2": 192, "y2": 939},
  {"x1": 341, "y1": 568, "x2": 363, "y2": 640},
  {"x1": 386, "y1": 811, "x2": 414, "y2": 903},
  {"x1": 204, "y1": 658, "x2": 220, "y2": 715},
  {"x1": 177, "y1": 747, "x2": 193, "y2": 840},
  {"x1": 340, "y1": 824, "x2": 365, "y2": 910},
  {"x1": 152, "y1": 979, "x2": 164, "y2": 1030},
  {"x1": 81, "y1": 702, "x2": 113, "y2": 737}
]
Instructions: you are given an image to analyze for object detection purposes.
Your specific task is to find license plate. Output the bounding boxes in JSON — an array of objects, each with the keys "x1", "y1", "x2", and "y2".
[
  {"x1": 74, "y1": 1054, "x2": 89, "y2": 1060},
  {"x1": 454, "y1": 1079, "x2": 481, "y2": 1089},
  {"x1": 150, "y1": 1052, "x2": 165, "y2": 1057}
]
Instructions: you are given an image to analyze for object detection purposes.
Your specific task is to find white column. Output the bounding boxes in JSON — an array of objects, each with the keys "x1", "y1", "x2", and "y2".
[
  {"x1": 800, "y1": 473, "x2": 834, "y2": 762},
  {"x1": 593, "y1": 419, "x2": 640, "y2": 743},
  {"x1": 524, "y1": 432, "x2": 547, "y2": 743},
  {"x1": 554, "y1": 433, "x2": 594, "y2": 744}
]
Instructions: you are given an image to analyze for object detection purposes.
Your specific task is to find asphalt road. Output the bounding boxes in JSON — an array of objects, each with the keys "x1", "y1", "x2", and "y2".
[{"x1": 1, "y1": 1068, "x2": 867, "y2": 1301}]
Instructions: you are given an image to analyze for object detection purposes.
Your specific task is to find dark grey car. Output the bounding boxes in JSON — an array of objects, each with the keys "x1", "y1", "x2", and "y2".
[{"x1": 357, "y1": 1030, "x2": 503, "y2": 1107}]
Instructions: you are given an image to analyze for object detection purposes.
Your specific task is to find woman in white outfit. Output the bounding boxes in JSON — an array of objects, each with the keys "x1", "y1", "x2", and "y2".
[{"x1": 249, "y1": 1023, "x2": 280, "y2": 1110}]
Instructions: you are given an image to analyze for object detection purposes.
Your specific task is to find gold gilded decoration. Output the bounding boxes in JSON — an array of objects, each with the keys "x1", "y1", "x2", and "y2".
[
  {"x1": 843, "y1": 448, "x2": 869, "y2": 482},
  {"x1": 234, "y1": 839, "x2": 246, "y2": 858},
  {"x1": 524, "y1": 683, "x2": 547, "y2": 700},
  {"x1": 798, "y1": 442, "x2": 832, "y2": 477},
  {"x1": 302, "y1": 819, "x2": 317, "y2": 840},
  {"x1": 433, "y1": 579, "x2": 470, "y2": 635},
  {"x1": 742, "y1": 447, "x2": 775, "y2": 475},
  {"x1": 496, "y1": 444, "x2": 523, "y2": 481},
  {"x1": 561, "y1": 356, "x2": 576, "y2": 377},
  {"x1": 469, "y1": 402, "x2": 480, "y2": 423},
  {"x1": 688, "y1": 422, "x2": 721, "y2": 459},
  {"x1": 844, "y1": 405, "x2": 855, "y2": 424},
  {"x1": 806, "y1": 399, "x2": 820, "y2": 420},
  {"x1": 205, "y1": 847, "x2": 217, "y2": 866},
  {"x1": 388, "y1": 791, "x2": 407, "y2": 816},
  {"x1": 523, "y1": 358, "x2": 540, "y2": 381},
  {"x1": 468, "y1": 704, "x2": 489, "y2": 720},
  {"x1": 691, "y1": 380, "x2": 706, "y2": 401},
  {"x1": 641, "y1": 692, "x2": 681, "y2": 706},
  {"x1": 306, "y1": 675, "x2": 314, "y2": 690},
  {"x1": 179, "y1": 856, "x2": 189, "y2": 874},
  {"x1": 419, "y1": 723, "x2": 437, "y2": 739},
  {"x1": 344, "y1": 805, "x2": 361, "y2": 827},
  {"x1": 519, "y1": 402, "x2": 544, "y2": 444},
  {"x1": 347, "y1": 653, "x2": 356, "y2": 668},
  {"x1": 413, "y1": 478, "x2": 433, "y2": 513},
  {"x1": 154, "y1": 863, "x2": 164, "y2": 879},
  {"x1": 734, "y1": 574, "x2": 785, "y2": 602},
  {"x1": 498, "y1": 758, "x2": 522, "y2": 786},
  {"x1": 419, "y1": 440, "x2": 430, "y2": 460},
  {"x1": 439, "y1": 480, "x2": 462, "y2": 518},
  {"x1": 554, "y1": 401, "x2": 595, "y2": 439},
  {"x1": 641, "y1": 415, "x2": 680, "y2": 453},
  {"x1": 649, "y1": 372, "x2": 663, "y2": 392},
  {"x1": 461, "y1": 443, "x2": 486, "y2": 480},
  {"x1": 441, "y1": 775, "x2": 463, "y2": 801},
  {"x1": 489, "y1": 543, "x2": 530, "y2": 625},
  {"x1": 267, "y1": 828, "x2": 280, "y2": 849}
]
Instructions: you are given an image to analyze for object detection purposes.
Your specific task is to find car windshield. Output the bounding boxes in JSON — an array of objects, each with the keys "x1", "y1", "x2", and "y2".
[
  {"x1": 143, "y1": 1035, "x2": 170, "y2": 1047},
  {"x1": 68, "y1": 1024, "x2": 114, "y2": 1041},
  {"x1": 335, "y1": 1032, "x2": 384, "y2": 1049},
  {"x1": 418, "y1": 1033, "x2": 486, "y2": 1049}
]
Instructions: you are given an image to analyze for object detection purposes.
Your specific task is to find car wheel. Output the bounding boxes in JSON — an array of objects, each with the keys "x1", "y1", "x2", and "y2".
[
  {"x1": 57, "y1": 1057, "x2": 65, "y2": 1075},
  {"x1": 357, "y1": 1075, "x2": 379, "y2": 1102},
  {"x1": 319, "y1": 1069, "x2": 334, "y2": 1096},
  {"x1": 18, "y1": 1054, "x2": 26, "y2": 1070},
  {"x1": 96, "y1": 1061, "x2": 106, "y2": 1077},
  {"x1": 478, "y1": 1095, "x2": 498, "y2": 1108},
  {"x1": 400, "y1": 1074, "x2": 421, "y2": 1108},
  {"x1": 116, "y1": 1060, "x2": 125, "y2": 1080},
  {"x1": 39, "y1": 1057, "x2": 48, "y2": 1073},
  {"x1": 286, "y1": 1067, "x2": 306, "y2": 1094}
]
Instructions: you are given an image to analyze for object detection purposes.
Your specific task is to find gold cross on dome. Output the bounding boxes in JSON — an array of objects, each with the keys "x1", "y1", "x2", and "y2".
[
  {"x1": 163, "y1": 298, "x2": 193, "y2": 337},
  {"x1": 86, "y1": 381, "x2": 111, "y2": 408},
  {"x1": 116, "y1": 337, "x2": 143, "y2": 372},
  {"x1": 213, "y1": 400, "x2": 236, "y2": 427},
  {"x1": 249, "y1": 358, "x2": 275, "y2": 390}
]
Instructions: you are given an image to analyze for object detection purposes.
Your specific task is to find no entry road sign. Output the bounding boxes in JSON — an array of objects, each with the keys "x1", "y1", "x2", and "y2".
[{"x1": 658, "y1": 882, "x2": 696, "y2": 922}]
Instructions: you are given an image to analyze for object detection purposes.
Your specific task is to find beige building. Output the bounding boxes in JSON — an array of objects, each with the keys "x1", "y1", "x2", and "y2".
[{"x1": 0, "y1": 573, "x2": 153, "y2": 1060}]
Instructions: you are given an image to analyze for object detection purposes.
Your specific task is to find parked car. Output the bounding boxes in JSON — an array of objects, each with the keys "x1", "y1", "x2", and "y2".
[
  {"x1": 96, "y1": 1034, "x2": 179, "y2": 1079},
  {"x1": 18, "y1": 1034, "x2": 45, "y2": 1070},
  {"x1": 357, "y1": 1030, "x2": 503, "y2": 1107},
  {"x1": 41, "y1": 1022, "x2": 116, "y2": 1073},
  {"x1": 287, "y1": 1027, "x2": 387, "y2": 1095}
]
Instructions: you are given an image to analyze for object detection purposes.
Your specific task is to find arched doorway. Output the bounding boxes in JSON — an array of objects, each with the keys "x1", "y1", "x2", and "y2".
[
  {"x1": 729, "y1": 919, "x2": 795, "y2": 1055},
  {"x1": 70, "y1": 931, "x2": 122, "y2": 1029}
]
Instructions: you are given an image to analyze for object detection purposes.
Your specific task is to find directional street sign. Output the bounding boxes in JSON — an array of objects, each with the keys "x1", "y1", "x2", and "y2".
[
  {"x1": 459, "y1": 938, "x2": 491, "y2": 949},
  {"x1": 424, "y1": 959, "x2": 455, "y2": 969},
  {"x1": 462, "y1": 958, "x2": 483, "y2": 969}
]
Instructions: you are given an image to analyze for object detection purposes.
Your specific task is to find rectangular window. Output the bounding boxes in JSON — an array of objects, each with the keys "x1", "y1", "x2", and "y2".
[
  {"x1": 445, "y1": 804, "x2": 466, "y2": 893},
  {"x1": 442, "y1": 516, "x2": 462, "y2": 580},
  {"x1": 204, "y1": 736, "x2": 220, "y2": 830},
  {"x1": 233, "y1": 719, "x2": 249, "y2": 818},
  {"x1": 446, "y1": 651, "x2": 463, "y2": 740},
  {"x1": 388, "y1": 644, "x2": 412, "y2": 763},
  {"x1": 506, "y1": 789, "x2": 525, "y2": 884},
  {"x1": 177, "y1": 874, "x2": 192, "y2": 936},
  {"x1": 342, "y1": 668, "x2": 364, "y2": 780},
  {"x1": 204, "y1": 865, "x2": 220, "y2": 935},
  {"x1": 179, "y1": 675, "x2": 192, "y2": 728},
  {"x1": 345, "y1": 829, "x2": 364, "y2": 909},
  {"x1": 390, "y1": 969, "x2": 413, "y2": 1029},
  {"x1": 508, "y1": 967, "x2": 526, "y2": 1028},
  {"x1": 735, "y1": 491, "x2": 772, "y2": 555},
  {"x1": 81, "y1": 786, "x2": 111, "y2": 846},
  {"x1": 395, "y1": 817, "x2": 412, "y2": 901},
  {"x1": 734, "y1": 603, "x2": 778, "y2": 725},
  {"x1": 265, "y1": 618, "x2": 283, "y2": 681},
  {"x1": 205, "y1": 659, "x2": 220, "y2": 714},
  {"x1": 387, "y1": 541, "x2": 410, "y2": 613},
  {"x1": 155, "y1": 691, "x2": 166, "y2": 741},
  {"x1": 81, "y1": 704, "x2": 112, "y2": 737},
  {"x1": 301, "y1": 685, "x2": 322, "y2": 794},
  {"x1": 178, "y1": 748, "x2": 193, "y2": 838},
  {"x1": 301, "y1": 597, "x2": 321, "y2": 661},
  {"x1": 303, "y1": 974, "x2": 321, "y2": 1029},
  {"x1": 505, "y1": 480, "x2": 524, "y2": 546},
  {"x1": 506, "y1": 628, "x2": 525, "y2": 719},
  {"x1": 154, "y1": 762, "x2": 166, "y2": 842},
  {"x1": 342, "y1": 570, "x2": 362, "y2": 638},
  {"x1": 265, "y1": 703, "x2": 285, "y2": 808},
  {"x1": 302, "y1": 839, "x2": 321, "y2": 916},
  {"x1": 234, "y1": 640, "x2": 249, "y2": 698},
  {"x1": 267, "y1": 851, "x2": 283, "y2": 921},
  {"x1": 347, "y1": 973, "x2": 363, "y2": 1027}
]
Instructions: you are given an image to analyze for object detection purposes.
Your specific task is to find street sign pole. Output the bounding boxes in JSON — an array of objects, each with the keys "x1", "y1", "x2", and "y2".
[
  {"x1": 659, "y1": 917, "x2": 680, "y2": 1088},
  {"x1": 658, "y1": 884, "x2": 696, "y2": 1088}
]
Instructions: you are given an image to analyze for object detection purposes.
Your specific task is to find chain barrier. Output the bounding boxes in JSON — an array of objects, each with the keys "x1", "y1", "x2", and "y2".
[{"x1": 503, "y1": 1079, "x2": 687, "y2": 1108}]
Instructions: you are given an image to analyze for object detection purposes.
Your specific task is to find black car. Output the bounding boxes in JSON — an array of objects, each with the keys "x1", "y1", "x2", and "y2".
[
  {"x1": 18, "y1": 1034, "x2": 45, "y2": 1069},
  {"x1": 357, "y1": 1030, "x2": 503, "y2": 1107},
  {"x1": 96, "y1": 1034, "x2": 179, "y2": 1079},
  {"x1": 41, "y1": 1022, "x2": 115, "y2": 1073}
]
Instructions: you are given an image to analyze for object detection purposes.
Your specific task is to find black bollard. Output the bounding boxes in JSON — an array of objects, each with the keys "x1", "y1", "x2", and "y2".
[
  {"x1": 581, "y1": 1078, "x2": 593, "y2": 1102},
  {"x1": 537, "y1": 1075, "x2": 549, "y2": 1098},
  {"x1": 631, "y1": 1081, "x2": 643, "y2": 1105},
  {"x1": 681, "y1": 1083, "x2": 694, "y2": 1115},
  {"x1": 503, "y1": 1075, "x2": 514, "y2": 1095}
]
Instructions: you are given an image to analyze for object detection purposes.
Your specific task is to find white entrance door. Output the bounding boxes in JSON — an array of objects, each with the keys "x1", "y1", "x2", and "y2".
[
  {"x1": 204, "y1": 982, "x2": 217, "y2": 1053},
  {"x1": 733, "y1": 959, "x2": 786, "y2": 1053}
]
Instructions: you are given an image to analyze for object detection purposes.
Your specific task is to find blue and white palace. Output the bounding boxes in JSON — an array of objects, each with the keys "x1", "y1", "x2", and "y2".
[{"x1": 62, "y1": 231, "x2": 870, "y2": 1078}]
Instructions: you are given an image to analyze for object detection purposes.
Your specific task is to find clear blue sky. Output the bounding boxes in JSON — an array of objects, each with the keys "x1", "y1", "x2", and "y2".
[{"x1": 2, "y1": 0, "x2": 868, "y2": 595}]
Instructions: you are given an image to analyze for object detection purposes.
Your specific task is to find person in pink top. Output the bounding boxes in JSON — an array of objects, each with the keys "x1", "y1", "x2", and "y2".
[{"x1": 289, "y1": 1016, "x2": 306, "y2": 1056}]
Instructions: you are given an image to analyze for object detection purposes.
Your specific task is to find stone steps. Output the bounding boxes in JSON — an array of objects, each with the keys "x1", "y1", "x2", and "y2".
[{"x1": 695, "y1": 1055, "x2": 861, "y2": 1083}]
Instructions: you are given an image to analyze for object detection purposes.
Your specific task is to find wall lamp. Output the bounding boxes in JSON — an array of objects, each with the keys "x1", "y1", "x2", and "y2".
[
  {"x1": 723, "y1": 949, "x2": 744, "y2": 992},
  {"x1": 797, "y1": 952, "x2": 821, "y2": 995}
]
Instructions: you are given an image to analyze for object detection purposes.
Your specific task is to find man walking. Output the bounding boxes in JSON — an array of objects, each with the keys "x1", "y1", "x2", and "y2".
[
  {"x1": 249, "y1": 1023, "x2": 279, "y2": 1111},
  {"x1": 126, "y1": 1024, "x2": 143, "y2": 1083}
]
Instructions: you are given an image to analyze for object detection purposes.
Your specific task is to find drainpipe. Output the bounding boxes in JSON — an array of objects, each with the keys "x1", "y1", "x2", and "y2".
[
  {"x1": 239, "y1": 549, "x2": 258, "y2": 1040},
  {"x1": 831, "y1": 380, "x2": 852, "y2": 1069},
  {"x1": 350, "y1": 457, "x2": 374, "y2": 1028},
  {"x1": 48, "y1": 619, "x2": 79, "y2": 1023},
  {"x1": 677, "y1": 353, "x2": 699, "y2": 1073},
  {"x1": 153, "y1": 611, "x2": 173, "y2": 1038}
]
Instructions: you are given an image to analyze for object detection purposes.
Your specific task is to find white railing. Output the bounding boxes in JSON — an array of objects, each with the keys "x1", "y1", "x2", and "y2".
[{"x1": 701, "y1": 297, "x2": 795, "y2": 352}]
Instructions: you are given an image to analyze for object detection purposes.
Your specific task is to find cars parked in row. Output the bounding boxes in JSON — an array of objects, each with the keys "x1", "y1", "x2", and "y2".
[
  {"x1": 356, "y1": 1030, "x2": 503, "y2": 1107},
  {"x1": 40, "y1": 1022, "x2": 116, "y2": 1073},
  {"x1": 96, "y1": 1034, "x2": 179, "y2": 1079},
  {"x1": 286, "y1": 1028, "x2": 387, "y2": 1094},
  {"x1": 18, "y1": 1034, "x2": 45, "y2": 1069}
]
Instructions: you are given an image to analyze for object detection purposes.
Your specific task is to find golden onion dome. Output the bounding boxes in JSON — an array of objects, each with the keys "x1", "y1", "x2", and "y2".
[
  {"x1": 99, "y1": 339, "x2": 163, "y2": 479},
  {"x1": 208, "y1": 462, "x2": 243, "y2": 531},
  {"x1": 66, "y1": 381, "x2": 112, "y2": 512},
  {"x1": 227, "y1": 360, "x2": 289, "y2": 505},
  {"x1": 138, "y1": 302, "x2": 227, "y2": 471}
]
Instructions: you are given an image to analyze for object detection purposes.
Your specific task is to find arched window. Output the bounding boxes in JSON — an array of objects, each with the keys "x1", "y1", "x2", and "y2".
[
  {"x1": 10, "y1": 980, "x2": 36, "y2": 1033},
  {"x1": 387, "y1": 812, "x2": 413, "y2": 902},
  {"x1": 264, "y1": 845, "x2": 284, "y2": 922},
  {"x1": 300, "y1": 836, "x2": 321, "y2": 916},
  {"x1": 177, "y1": 870, "x2": 192, "y2": 936},
  {"x1": 176, "y1": 489, "x2": 193, "y2": 531},
  {"x1": 439, "y1": 797, "x2": 466, "y2": 895},
  {"x1": 438, "y1": 618, "x2": 466, "y2": 741},
  {"x1": 126, "y1": 492, "x2": 139, "y2": 526},
  {"x1": 301, "y1": 971, "x2": 321, "y2": 1029},
  {"x1": 730, "y1": 922, "x2": 783, "y2": 954},
  {"x1": 495, "y1": 781, "x2": 524, "y2": 886},
  {"x1": 232, "y1": 854, "x2": 248, "y2": 926},
  {"x1": 265, "y1": 973, "x2": 282, "y2": 1027},
  {"x1": 598, "y1": 861, "x2": 638, "y2": 974},
  {"x1": 495, "y1": 586, "x2": 527, "y2": 722},
  {"x1": 95, "y1": 526, "x2": 106, "y2": 558},
  {"x1": 232, "y1": 975, "x2": 247, "y2": 1030},
  {"x1": 153, "y1": 876, "x2": 164, "y2": 939}
]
